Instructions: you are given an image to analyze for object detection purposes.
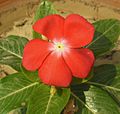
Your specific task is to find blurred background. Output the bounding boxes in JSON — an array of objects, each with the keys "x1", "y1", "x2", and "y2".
[{"x1": 0, "y1": 0, "x2": 120, "y2": 34}]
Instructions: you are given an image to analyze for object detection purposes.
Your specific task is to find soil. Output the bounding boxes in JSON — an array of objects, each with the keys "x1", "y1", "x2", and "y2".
[{"x1": 0, "y1": 0, "x2": 120, "y2": 114}]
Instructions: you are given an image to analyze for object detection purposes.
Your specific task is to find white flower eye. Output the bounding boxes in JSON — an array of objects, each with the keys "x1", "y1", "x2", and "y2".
[
  {"x1": 54, "y1": 42, "x2": 65, "y2": 52},
  {"x1": 49, "y1": 40, "x2": 70, "y2": 56}
]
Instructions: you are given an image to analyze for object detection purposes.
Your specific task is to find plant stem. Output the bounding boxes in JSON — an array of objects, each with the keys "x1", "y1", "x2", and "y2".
[
  {"x1": 87, "y1": 81, "x2": 120, "y2": 92},
  {"x1": 71, "y1": 91, "x2": 95, "y2": 114}
]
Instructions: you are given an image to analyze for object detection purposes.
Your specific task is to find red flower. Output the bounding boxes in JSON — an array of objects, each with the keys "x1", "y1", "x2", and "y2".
[{"x1": 22, "y1": 14, "x2": 95, "y2": 87}]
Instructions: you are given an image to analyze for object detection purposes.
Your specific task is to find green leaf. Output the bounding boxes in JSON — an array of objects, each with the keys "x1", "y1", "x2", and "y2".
[
  {"x1": 0, "y1": 73, "x2": 39, "y2": 114},
  {"x1": 88, "y1": 64, "x2": 120, "y2": 104},
  {"x1": 9, "y1": 107, "x2": 27, "y2": 114},
  {"x1": 33, "y1": 0, "x2": 57, "y2": 38},
  {"x1": 71, "y1": 84, "x2": 87, "y2": 114},
  {"x1": 87, "y1": 19, "x2": 120, "y2": 57},
  {"x1": 72, "y1": 64, "x2": 120, "y2": 114},
  {"x1": 83, "y1": 86, "x2": 120, "y2": 114},
  {"x1": 20, "y1": 65, "x2": 39, "y2": 82},
  {"x1": 0, "y1": 35, "x2": 28, "y2": 71},
  {"x1": 27, "y1": 85, "x2": 70, "y2": 114},
  {"x1": 71, "y1": 84, "x2": 120, "y2": 114}
]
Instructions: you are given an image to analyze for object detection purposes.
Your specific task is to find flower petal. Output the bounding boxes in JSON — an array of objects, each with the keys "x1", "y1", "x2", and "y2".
[
  {"x1": 64, "y1": 14, "x2": 95, "y2": 48},
  {"x1": 39, "y1": 52, "x2": 72, "y2": 87},
  {"x1": 63, "y1": 48, "x2": 95, "y2": 78},
  {"x1": 33, "y1": 14, "x2": 64, "y2": 40},
  {"x1": 22, "y1": 39, "x2": 52, "y2": 71}
]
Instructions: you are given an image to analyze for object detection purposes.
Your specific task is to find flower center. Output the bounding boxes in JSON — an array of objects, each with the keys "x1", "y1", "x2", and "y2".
[
  {"x1": 55, "y1": 42, "x2": 64, "y2": 51},
  {"x1": 49, "y1": 40, "x2": 70, "y2": 55}
]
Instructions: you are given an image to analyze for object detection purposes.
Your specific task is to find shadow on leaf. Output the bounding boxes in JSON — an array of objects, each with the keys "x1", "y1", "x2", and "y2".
[{"x1": 88, "y1": 31, "x2": 114, "y2": 57}]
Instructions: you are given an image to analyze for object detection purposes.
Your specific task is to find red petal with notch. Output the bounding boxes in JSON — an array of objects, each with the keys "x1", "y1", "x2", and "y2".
[
  {"x1": 22, "y1": 39, "x2": 52, "y2": 71},
  {"x1": 33, "y1": 14, "x2": 64, "y2": 41},
  {"x1": 38, "y1": 52, "x2": 72, "y2": 87},
  {"x1": 63, "y1": 48, "x2": 94, "y2": 78},
  {"x1": 64, "y1": 14, "x2": 95, "y2": 48}
]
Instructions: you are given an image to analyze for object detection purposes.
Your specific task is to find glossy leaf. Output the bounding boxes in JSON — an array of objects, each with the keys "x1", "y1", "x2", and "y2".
[
  {"x1": 0, "y1": 35, "x2": 28, "y2": 71},
  {"x1": 83, "y1": 86, "x2": 120, "y2": 114},
  {"x1": 33, "y1": 0, "x2": 57, "y2": 38},
  {"x1": 89, "y1": 64, "x2": 120, "y2": 104},
  {"x1": 72, "y1": 64, "x2": 120, "y2": 114},
  {"x1": 0, "y1": 73, "x2": 39, "y2": 114},
  {"x1": 27, "y1": 85, "x2": 70, "y2": 114},
  {"x1": 71, "y1": 84, "x2": 120, "y2": 114},
  {"x1": 87, "y1": 19, "x2": 120, "y2": 57}
]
